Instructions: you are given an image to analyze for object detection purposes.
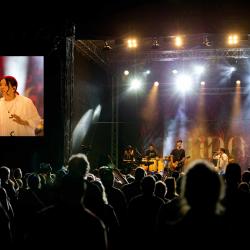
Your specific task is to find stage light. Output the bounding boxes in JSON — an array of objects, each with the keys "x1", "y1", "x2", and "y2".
[
  {"x1": 219, "y1": 65, "x2": 237, "y2": 82},
  {"x1": 228, "y1": 34, "x2": 239, "y2": 45},
  {"x1": 129, "y1": 78, "x2": 142, "y2": 90},
  {"x1": 194, "y1": 65, "x2": 205, "y2": 75},
  {"x1": 200, "y1": 81, "x2": 206, "y2": 86},
  {"x1": 72, "y1": 109, "x2": 93, "y2": 152},
  {"x1": 175, "y1": 36, "x2": 183, "y2": 47},
  {"x1": 203, "y1": 36, "x2": 212, "y2": 47},
  {"x1": 231, "y1": 78, "x2": 242, "y2": 132},
  {"x1": 127, "y1": 38, "x2": 138, "y2": 48},
  {"x1": 124, "y1": 70, "x2": 129, "y2": 76},
  {"x1": 154, "y1": 81, "x2": 159, "y2": 86},
  {"x1": 230, "y1": 66, "x2": 236, "y2": 72},
  {"x1": 103, "y1": 41, "x2": 112, "y2": 50},
  {"x1": 152, "y1": 38, "x2": 160, "y2": 49},
  {"x1": 141, "y1": 79, "x2": 159, "y2": 126},
  {"x1": 93, "y1": 105, "x2": 102, "y2": 121},
  {"x1": 172, "y1": 69, "x2": 178, "y2": 74},
  {"x1": 146, "y1": 70, "x2": 151, "y2": 75},
  {"x1": 176, "y1": 74, "x2": 193, "y2": 93}
]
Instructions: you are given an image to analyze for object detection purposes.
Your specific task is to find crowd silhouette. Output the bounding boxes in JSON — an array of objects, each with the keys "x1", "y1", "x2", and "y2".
[{"x1": 0, "y1": 154, "x2": 250, "y2": 249}]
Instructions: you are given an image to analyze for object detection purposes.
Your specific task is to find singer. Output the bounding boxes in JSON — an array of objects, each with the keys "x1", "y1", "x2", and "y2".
[
  {"x1": 213, "y1": 148, "x2": 229, "y2": 175},
  {"x1": 0, "y1": 76, "x2": 42, "y2": 136}
]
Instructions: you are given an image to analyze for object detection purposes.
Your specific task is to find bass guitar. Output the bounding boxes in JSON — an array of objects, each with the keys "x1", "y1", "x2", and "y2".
[{"x1": 170, "y1": 156, "x2": 190, "y2": 170}]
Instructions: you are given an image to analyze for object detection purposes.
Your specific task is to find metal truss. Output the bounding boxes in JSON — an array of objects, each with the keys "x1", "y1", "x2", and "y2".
[
  {"x1": 110, "y1": 48, "x2": 250, "y2": 63},
  {"x1": 75, "y1": 40, "x2": 108, "y2": 68},
  {"x1": 75, "y1": 37, "x2": 250, "y2": 66},
  {"x1": 111, "y1": 73, "x2": 119, "y2": 167},
  {"x1": 159, "y1": 86, "x2": 249, "y2": 96}
]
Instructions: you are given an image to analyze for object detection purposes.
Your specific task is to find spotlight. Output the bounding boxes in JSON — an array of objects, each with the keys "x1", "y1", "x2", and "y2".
[
  {"x1": 124, "y1": 70, "x2": 129, "y2": 76},
  {"x1": 236, "y1": 80, "x2": 241, "y2": 85},
  {"x1": 145, "y1": 70, "x2": 151, "y2": 75},
  {"x1": 127, "y1": 38, "x2": 138, "y2": 48},
  {"x1": 200, "y1": 81, "x2": 206, "y2": 86},
  {"x1": 129, "y1": 78, "x2": 142, "y2": 90},
  {"x1": 194, "y1": 65, "x2": 205, "y2": 75},
  {"x1": 176, "y1": 74, "x2": 193, "y2": 93},
  {"x1": 230, "y1": 66, "x2": 236, "y2": 72},
  {"x1": 152, "y1": 38, "x2": 160, "y2": 49},
  {"x1": 103, "y1": 41, "x2": 112, "y2": 50},
  {"x1": 228, "y1": 34, "x2": 239, "y2": 45},
  {"x1": 154, "y1": 81, "x2": 159, "y2": 86},
  {"x1": 175, "y1": 36, "x2": 183, "y2": 47},
  {"x1": 172, "y1": 69, "x2": 178, "y2": 74}
]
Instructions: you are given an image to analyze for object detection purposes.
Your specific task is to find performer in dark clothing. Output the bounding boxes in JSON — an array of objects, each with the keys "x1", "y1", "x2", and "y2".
[
  {"x1": 122, "y1": 145, "x2": 136, "y2": 174},
  {"x1": 170, "y1": 140, "x2": 186, "y2": 172},
  {"x1": 123, "y1": 145, "x2": 135, "y2": 161},
  {"x1": 145, "y1": 144, "x2": 158, "y2": 159}
]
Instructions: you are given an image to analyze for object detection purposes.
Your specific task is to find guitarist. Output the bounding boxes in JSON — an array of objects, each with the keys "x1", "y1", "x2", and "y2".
[{"x1": 170, "y1": 139, "x2": 186, "y2": 173}]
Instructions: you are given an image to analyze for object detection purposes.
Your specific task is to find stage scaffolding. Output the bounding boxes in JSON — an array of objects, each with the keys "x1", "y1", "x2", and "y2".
[
  {"x1": 75, "y1": 37, "x2": 250, "y2": 167},
  {"x1": 75, "y1": 40, "x2": 109, "y2": 69},
  {"x1": 110, "y1": 48, "x2": 250, "y2": 63}
]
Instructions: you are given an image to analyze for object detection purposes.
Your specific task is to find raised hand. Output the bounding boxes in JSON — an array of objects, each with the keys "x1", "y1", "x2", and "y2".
[{"x1": 10, "y1": 114, "x2": 29, "y2": 126}]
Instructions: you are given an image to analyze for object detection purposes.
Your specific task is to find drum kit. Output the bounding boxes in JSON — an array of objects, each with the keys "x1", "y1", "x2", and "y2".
[
  {"x1": 138, "y1": 155, "x2": 191, "y2": 176},
  {"x1": 122, "y1": 154, "x2": 190, "y2": 176},
  {"x1": 122, "y1": 157, "x2": 166, "y2": 175},
  {"x1": 139, "y1": 157, "x2": 169, "y2": 175}
]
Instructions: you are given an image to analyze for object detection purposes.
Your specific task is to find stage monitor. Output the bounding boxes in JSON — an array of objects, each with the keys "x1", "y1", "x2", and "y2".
[{"x1": 0, "y1": 56, "x2": 44, "y2": 137}]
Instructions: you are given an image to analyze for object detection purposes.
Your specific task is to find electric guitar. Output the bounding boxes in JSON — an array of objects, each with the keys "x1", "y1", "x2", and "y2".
[{"x1": 170, "y1": 156, "x2": 190, "y2": 170}]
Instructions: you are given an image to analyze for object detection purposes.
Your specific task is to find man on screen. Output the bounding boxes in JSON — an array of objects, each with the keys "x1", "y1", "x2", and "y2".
[{"x1": 0, "y1": 76, "x2": 42, "y2": 136}]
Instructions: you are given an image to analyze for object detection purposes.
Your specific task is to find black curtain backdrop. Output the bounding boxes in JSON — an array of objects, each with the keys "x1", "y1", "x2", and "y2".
[{"x1": 73, "y1": 49, "x2": 112, "y2": 169}]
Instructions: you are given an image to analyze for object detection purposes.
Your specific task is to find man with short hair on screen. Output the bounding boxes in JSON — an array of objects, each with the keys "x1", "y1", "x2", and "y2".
[{"x1": 0, "y1": 76, "x2": 42, "y2": 136}]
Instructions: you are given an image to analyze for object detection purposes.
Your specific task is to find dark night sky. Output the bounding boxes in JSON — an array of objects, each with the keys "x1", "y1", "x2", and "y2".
[
  {"x1": 73, "y1": 0, "x2": 250, "y2": 38},
  {"x1": 1, "y1": 1, "x2": 249, "y2": 39}
]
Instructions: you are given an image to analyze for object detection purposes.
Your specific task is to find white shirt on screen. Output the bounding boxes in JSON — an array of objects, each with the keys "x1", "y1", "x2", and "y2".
[{"x1": 0, "y1": 95, "x2": 41, "y2": 136}]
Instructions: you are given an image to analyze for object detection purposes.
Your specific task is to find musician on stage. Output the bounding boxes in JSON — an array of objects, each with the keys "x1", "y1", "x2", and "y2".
[
  {"x1": 170, "y1": 139, "x2": 186, "y2": 172},
  {"x1": 121, "y1": 145, "x2": 136, "y2": 174},
  {"x1": 123, "y1": 145, "x2": 136, "y2": 161},
  {"x1": 213, "y1": 148, "x2": 228, "y2": 175},
  {"x1": 145, "y1": 144, "x2": 158, "y2": 159}
]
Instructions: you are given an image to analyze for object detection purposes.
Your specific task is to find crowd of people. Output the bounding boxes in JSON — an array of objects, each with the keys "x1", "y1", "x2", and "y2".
[{"x1": 0, "y1": 153, "x2": 250, "y2": 249}]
